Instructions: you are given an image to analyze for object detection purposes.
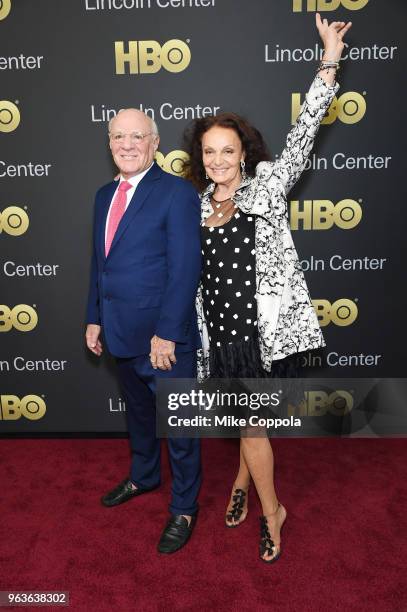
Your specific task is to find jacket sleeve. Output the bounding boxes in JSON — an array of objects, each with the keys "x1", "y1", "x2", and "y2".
[
  {"x1": 267, "y1": 74, "x2": 340, "y2": 195},
  {"x1": 154, "y1": 181, "x2": 202, "y2": 344},
  {"x1": 85, "y1": 198, "x2": 101, "y2": 325}
]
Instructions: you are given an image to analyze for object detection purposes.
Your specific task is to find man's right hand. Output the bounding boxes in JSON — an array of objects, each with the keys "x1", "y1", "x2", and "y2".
[{"x1": 86, "y1": 324, "x2": 103, "y2": 356}]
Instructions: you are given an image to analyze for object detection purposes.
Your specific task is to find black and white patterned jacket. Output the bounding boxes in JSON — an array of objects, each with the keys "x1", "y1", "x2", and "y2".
[{"x1": 196, "y1": 75, "x2": 340, "y2": 381}]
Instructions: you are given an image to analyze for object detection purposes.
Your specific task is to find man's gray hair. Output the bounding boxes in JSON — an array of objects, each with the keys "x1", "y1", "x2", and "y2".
[{"x1": 108, "y1": 109, "x2": 159, "y2": 137}]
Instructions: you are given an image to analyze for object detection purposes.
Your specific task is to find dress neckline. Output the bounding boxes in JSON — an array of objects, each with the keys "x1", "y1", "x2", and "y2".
[
  {"x1": 203, "y1": 195, "x2": 237, "y2": 228},
  {"x1": 211, "y1": 195, "x2": 233, "y2": 204}
]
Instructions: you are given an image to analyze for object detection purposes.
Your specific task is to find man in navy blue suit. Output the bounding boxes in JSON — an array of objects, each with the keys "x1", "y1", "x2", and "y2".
[{"x1": 85, "y1": 108, "x2": 202, "y2": 554}]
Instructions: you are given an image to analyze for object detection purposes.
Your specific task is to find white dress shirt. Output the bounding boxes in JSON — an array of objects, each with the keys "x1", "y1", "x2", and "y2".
[{"x1": 105, "y1": 163, "x2": 154, "y2": 245}]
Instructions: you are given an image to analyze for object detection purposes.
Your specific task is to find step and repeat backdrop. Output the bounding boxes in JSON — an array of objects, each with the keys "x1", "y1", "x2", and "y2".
[{"x1": 0, "y1": 0, "x2": 406, "y2": 433}]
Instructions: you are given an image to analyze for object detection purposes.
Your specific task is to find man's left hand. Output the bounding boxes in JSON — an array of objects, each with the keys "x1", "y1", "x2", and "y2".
[{"x1": 150, "y1": 335, "x2": 176, "y2": 371}]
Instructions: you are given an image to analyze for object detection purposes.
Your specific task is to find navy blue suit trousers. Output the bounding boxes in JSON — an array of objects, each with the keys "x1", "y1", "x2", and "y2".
[{"x1": 116, "y1": 351, "x2": 201, "y2": 515}]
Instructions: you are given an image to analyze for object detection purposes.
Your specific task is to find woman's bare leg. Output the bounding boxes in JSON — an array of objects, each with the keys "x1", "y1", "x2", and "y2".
[
  {"x1": 225, "y1": 440, "x2": 251, "y2": 526},
  {"x1": 240, "y1": 437, "x2": 286, "y2": 560}
]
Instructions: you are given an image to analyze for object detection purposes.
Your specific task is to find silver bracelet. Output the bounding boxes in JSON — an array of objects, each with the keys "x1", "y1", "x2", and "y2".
[{"x1": 317, "y1": 60, "x2": 340, "y2": 72}]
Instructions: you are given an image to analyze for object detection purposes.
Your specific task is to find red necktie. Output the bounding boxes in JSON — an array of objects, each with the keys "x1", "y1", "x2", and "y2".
[{"x1": 105, "y1": 181, "x2": 132, "y2": 257}]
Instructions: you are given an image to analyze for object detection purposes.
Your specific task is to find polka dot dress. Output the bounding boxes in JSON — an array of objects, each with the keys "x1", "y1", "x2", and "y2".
[
  {"x1": 201, "y1": 204, "x2": 302, "y2": 381},
  {"x1": 201, "y1": 199, "x2": 304, "y2": 395},
  {"x1": 201, "y1": 209, "x2": 257, "y2": 348}
]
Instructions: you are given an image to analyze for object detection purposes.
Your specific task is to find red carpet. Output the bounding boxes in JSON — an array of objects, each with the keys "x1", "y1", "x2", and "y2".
[{"x1": 1, "y1": 438, "x2": 406, "y2": 611}]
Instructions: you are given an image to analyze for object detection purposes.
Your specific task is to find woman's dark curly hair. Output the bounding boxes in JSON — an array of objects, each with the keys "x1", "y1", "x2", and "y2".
[{"x1": 181, "y1": 113, "x2": 272, "y2": 192}]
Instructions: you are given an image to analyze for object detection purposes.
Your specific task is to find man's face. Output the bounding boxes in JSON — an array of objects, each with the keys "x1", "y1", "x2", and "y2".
[{"x1": 109, "y1": 110, "x2": 159, "y2": 179}]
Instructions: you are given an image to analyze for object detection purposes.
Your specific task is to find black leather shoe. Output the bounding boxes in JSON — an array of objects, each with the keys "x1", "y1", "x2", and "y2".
[
  {"x1": 157, "y1": 514, "x2": 197, "y2": 554},
  {"x1": 101, "y1": 478, "x2": 158, "y2": 507}
]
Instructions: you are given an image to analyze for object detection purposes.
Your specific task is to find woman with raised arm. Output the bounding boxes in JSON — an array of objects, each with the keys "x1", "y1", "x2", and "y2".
[{"x1": 183, "y1": 14, "x2": 352, "y2": 563}]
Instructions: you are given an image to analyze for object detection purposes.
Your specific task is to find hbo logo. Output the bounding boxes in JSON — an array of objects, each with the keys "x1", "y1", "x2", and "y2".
[
  {"x1": 0, "y1": 101, "x2": 20, "y2": 132},
  {"x1": 290, "y1": 199, "x2": 362, "y2": 230},
  {"x1": 115, "y1": 40, "x2": 191, "y2": 75},
  {"x1": 0, "y1": 395, "x2": 46, "y2": 420},
  {"x1": 312, "y1": 299, "x2": 358, "y2": 327},
  {"x1": 293, "y1": 0, "x2": 369, "y2": 11},
  {"x1": 292, "y1": 92, "x2": 366, "y2": 125},
  {"x1": 0, "y1": 0, "x2": 11, "y2": 21},
  {"x1": 290, "y1": 390, "x2": 354, "y2": 416},
  {"x1": 0, "y1": 305, "x2": 38, "y2": 332},
  {"x1": 0, "y1": 206, "x2": 29, "y2": 236},
  {"x1": 155, "y1": 150, "x2": 189, "y2": 176}
]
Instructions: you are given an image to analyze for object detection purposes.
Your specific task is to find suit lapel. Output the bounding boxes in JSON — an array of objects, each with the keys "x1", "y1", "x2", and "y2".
[{"x1": 107, "y1": 162, "x2": 162, "y2": 258}]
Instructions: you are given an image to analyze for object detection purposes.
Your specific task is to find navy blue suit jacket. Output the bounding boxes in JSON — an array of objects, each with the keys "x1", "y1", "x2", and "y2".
[{"x1": 86, "y1": 162, "x2": 202, "y2": 357}]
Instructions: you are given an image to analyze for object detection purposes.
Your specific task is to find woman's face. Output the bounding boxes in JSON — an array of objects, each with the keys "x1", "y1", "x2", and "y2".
[{"x1": 201, "y1": 126, "x2": 245, "y2": 187}]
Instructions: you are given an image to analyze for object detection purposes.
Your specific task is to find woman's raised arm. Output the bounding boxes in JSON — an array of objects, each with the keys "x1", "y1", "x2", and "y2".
[
  {"x1": 316, "y1": 13, "x2": 352, "y2": 86},
  {"x1": 265, "y1": 14, "x2": 352, "y2": 196}
]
